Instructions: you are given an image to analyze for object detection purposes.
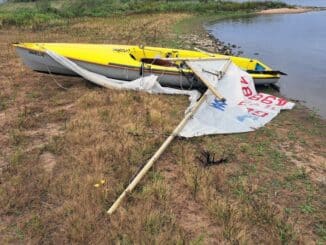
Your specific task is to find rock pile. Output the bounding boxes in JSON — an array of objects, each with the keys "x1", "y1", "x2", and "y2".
[{"x1": 180, "y1": 32, "x2": 244, "y2": 56}]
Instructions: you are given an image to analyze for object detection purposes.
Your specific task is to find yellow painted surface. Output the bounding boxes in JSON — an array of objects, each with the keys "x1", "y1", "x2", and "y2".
[{"x1": 14, "y1": 43, "x2": 278, "y2": 79}]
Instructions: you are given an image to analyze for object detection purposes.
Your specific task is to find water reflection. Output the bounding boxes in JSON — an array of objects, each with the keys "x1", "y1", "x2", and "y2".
[{"x1": 208, "y1": 11, "x2": 326, "y2": 118}]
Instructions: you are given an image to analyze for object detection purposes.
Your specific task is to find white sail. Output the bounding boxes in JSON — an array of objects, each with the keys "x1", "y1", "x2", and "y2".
[
  {"x1": 179, "y1": 60, "x2": 294, "y2": 137},
  {"x1": 47, "y1": 50, "x2": 294, "y2": 137}
]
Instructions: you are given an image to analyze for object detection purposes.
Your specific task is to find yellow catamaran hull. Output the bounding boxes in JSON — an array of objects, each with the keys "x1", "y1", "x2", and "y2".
[{"x1": 14, "y1": 43, "x2": 282, "y2": 87}]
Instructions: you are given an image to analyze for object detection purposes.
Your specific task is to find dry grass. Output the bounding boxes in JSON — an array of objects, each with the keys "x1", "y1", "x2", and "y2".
[{"x1": 0, "y1": 13, "x2": 325, "y2": 244}]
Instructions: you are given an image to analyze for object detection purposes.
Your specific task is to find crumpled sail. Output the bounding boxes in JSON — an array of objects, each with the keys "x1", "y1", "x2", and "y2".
[
  {"x1": 46, "y1": 51, "x2": 294, "y2": 137},
  {"x1": 46, "y1": 51, "x2": 201, "y2": 108},
  {"x1": 179, "y1": 60, "x2": 294, "y2": 137}
]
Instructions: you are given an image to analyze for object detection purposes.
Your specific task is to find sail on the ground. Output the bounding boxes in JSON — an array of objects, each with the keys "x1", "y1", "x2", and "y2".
[
  {"x1": 179, "y1": 60, "x2": 294, "y2": 137},
  {"x1": 46, "y1": 50, "x2": 294, "y2": 137}
]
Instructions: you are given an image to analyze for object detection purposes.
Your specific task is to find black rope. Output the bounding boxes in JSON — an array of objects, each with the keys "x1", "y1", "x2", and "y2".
[{"x1": 139, "y1": 62, "x2": 144, "y2": 76}]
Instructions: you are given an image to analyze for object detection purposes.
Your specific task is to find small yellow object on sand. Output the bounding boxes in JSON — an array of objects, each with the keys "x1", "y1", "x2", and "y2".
[
  {"x1": 94, "y1": 184, "x2": 100, "y2": 188},
  {"x1": 100, "y1": 180, "x2": 105, "y2": 184}
]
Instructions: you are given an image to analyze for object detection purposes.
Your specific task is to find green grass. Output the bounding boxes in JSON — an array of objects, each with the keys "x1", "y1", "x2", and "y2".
[{"x1": 0, "y1": 0, "x2": 288, "y2": 28}]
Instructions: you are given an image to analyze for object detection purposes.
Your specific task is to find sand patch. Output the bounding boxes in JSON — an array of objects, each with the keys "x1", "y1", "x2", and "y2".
[
  {"x1": 259, "y1": 8, "x2": 312, "y2": 15},
  {"x1": 281, "y1": 144, "x2": 326, "y2": 184}
]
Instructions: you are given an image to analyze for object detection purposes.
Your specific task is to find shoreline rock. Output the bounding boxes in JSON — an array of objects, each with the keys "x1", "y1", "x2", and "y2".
[{"x1": 180, "y1": 32, "x2": 238, "y2": 56}]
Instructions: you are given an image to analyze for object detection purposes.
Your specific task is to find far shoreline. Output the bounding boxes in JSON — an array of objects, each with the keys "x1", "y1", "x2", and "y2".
[
  {"x1": 181, "y1": 5, "x2": 326, "y2": 56},
  {"x1": 258, "y1": 6, "x2": 326, "y2": 15}
]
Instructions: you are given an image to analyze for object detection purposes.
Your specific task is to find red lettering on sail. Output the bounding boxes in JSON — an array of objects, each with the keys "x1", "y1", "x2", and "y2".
[
  {"x1": 261, "y1": 95, "x2": 276, "y2": 104},
  {"x1": 247, "y1": 107, "x2": 269, "y2": 117},
  {"x1": 240, "y1": 76, "x2": 253, "y2": 97},
  {"x1": 240, "y1": 76, "x2": 249, "y2": 84},
  {"x1": 252, "y1": 110, "x2": 268, "y2": 117},
  {"x1": 276, "y1": 98, "x2": 288, "y2": 106},
  {"x1": 249, "y1": 93, "x2": 264, "y2": 101},
  {"x1": 242, "y1": 87, "x2": 253, "y2": 97}
]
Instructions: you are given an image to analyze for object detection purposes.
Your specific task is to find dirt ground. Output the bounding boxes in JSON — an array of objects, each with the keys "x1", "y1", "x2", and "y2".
[{"x1": 0, "y1": 14, "x2": 325, "y2": 244}]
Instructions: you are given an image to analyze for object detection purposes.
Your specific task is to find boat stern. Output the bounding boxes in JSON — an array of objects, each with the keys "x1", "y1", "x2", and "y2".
[{"x1": 14, "y1": 43, "x2": 76, "y2": 75}]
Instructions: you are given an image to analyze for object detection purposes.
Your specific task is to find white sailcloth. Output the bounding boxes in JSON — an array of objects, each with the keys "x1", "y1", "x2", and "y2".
[
  {"x1": 46, "y1": 50, "x2": 294, "y2": 137},
  {"x1": 46, "y1": 50, "x2": 201, "y2": 108},
  {"x1": 179, "y1": 60, "x2": 294, "y2": 137}
]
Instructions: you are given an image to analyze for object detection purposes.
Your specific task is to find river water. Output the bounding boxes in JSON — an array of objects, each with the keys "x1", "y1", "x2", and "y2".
[{"x1": 207, "y1": 1, "x2": 326, "y2": 118}]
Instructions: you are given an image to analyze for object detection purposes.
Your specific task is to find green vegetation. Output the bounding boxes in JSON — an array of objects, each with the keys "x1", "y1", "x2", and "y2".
[{"x1": 0, "y1": 0, "x2": 288, "y2": 28}]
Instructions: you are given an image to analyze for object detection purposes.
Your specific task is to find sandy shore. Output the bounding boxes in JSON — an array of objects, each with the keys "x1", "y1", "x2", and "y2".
[{"x1": 258, "y1": 7, "x2": 313, "y2": 15}]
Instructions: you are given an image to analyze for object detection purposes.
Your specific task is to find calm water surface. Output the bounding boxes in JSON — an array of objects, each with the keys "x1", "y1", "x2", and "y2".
[
  {"x1": 284, "y1": 0, "x2": 326, "y2": 6},
  {"x1": 208, "y1": 7, "x2": 326, "y2": 118},
  {"x1": 231, "y1": 0, "x2": 326, "y2": 7}
]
